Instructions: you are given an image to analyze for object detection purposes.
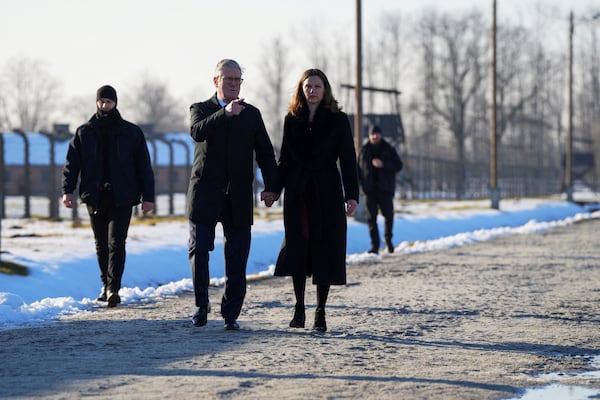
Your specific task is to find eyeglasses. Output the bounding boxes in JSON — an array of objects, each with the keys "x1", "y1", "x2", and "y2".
[{"x1": 221, "y1": 76, "x2": 243, "y2": 84}]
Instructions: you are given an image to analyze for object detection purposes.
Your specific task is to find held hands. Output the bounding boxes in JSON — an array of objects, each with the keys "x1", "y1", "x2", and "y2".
[
  {"x1": 260, "y1": 191, "x2": 280, "y2": 208},
  {"x1": 346, "y1": 199, "x2": 358, "y2": 216},
  {"x1": 224, "y1": 98, "x2": 246, "y2": 117}
]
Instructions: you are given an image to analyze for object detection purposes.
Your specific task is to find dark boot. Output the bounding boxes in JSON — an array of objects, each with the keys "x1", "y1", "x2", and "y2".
[
  {"x1": 96, "y1": 285, "x2": 107, "y2": 302},
  {"x1": 313, "y1": 308, "x2": 327, "y2": 332},
  {"x1": 386, "y1": 240, "x2": 394, "y2": 253},
  {"x1": 290, "y1": 275, "x2": 306, "y2": 328},
  {"x1": 107, "y1": 289, "x2": 121, "y2": 308},
  {"x1": 289, "y1": 305, "x2": 306, "y2": 328}
]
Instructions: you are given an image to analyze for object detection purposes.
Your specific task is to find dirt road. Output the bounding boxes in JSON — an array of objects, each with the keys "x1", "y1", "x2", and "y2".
[{"x1": 1, "y1": 219, "x2": 599, "y2": 399}]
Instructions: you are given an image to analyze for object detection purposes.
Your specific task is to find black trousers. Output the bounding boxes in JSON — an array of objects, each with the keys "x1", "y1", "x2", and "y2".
[
  {"x1": 188, "y1": 196, "x2": 251, "y2": 321},
  {"x1": 87, "y1": 191, "x2": 133, "y2": 293},
  {"x1": 365, "y1": 190, "x2": 394, "y2": 249}
]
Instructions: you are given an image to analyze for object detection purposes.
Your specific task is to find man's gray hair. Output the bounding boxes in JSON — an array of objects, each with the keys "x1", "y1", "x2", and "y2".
[{"x1": 214, "y1": 59, "x2": 243, "y2": 77}]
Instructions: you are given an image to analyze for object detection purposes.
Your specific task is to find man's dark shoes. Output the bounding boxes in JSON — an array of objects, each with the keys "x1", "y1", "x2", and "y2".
[
  {"x1": 224, "y1": 319, "x2": 240, "y2": 330},
  {"x1": 368, "y1": 248, "x2": 379, "y2": 254},
  {"x1": 386, "y1": 242, "x2": 394, "y2": 253},
  {"x1": 107, "y1": 290, "x2": 121, "y2": 307},
  {"x1": 96, "y1": 286, "x2": 107, "y2": 302},
  {"x1": 313, "y1": 308, "x2": 327, "y2": 332},
  {"x1": 191, "y1": 307, "x2": 208, "y2": 327},
  {"x1": 289, "y1": 306, "x2": 306, "y2": 328}
]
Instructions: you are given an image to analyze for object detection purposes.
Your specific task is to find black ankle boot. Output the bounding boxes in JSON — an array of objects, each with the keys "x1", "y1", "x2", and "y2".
[
  {"x1": 289, "y1": 305, "x2": 305, "y2": 328},
  {"x1": 96, "y1": 286, "x2": 107, "y2": 302},
  {"x1": 313, "y1": 308, "x2": 327, "y2": 332}
]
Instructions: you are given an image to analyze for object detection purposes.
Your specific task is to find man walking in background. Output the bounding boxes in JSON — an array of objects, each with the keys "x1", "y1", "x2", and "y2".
[
  {"x1": 62, "y1": 85, "x2": 155, "y2": 307},
  {"x1": 358, "y1": 125, "x2": 403, "y2": 254}
]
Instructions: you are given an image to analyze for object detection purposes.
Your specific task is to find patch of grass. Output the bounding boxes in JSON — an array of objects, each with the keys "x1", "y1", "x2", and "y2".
[
  {"x1": 0, "y1": 259, "x2": 29, "y2": 276},
  {"x1": 130, "y1": 214, "x2": 187, "y2": 226}
]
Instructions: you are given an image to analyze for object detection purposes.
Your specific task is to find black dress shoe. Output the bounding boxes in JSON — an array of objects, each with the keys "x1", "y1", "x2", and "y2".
[
  {"x1": 96, "y1": 286, "x2": 107, "y2": 302},
  {"x1": 191, "y1": 307, "x2": 208, "y2": 327},
  {"x1": 368, "y1": 248, "x2": 379, "y2": 254},
  {"x1": 224, "y1": 319, "x2": 240, "y2": 330},
  {"x1": 289, "y1": 306, "x2": 305, "y2": 328},
  {"x1": 107, "y1": 291, "x2": 121, "y2": 308},
  {"x1": 387, "y1": 243, "x2": 394, "y2": 253},
  {"x1": 313, "y1": 308, "x2": 327, "y2": 332}
]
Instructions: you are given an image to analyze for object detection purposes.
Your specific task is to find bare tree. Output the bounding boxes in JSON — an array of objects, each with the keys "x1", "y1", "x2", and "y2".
[
  {"x1": 415, "y1": 17, "x2": 441, "y2": 157},
  {"x1": 127, "y1": 76, "x2": 186, "y2": 133},
  {"x1": 328, "y1": 30, "x2": 353, "y2": 111},
  {"x1": 0, "y1": 57, "x2": 61, "y2": 131},
  {"x1": 417, "y1": 10, "x2": 488, "y2": 198},
  {"x1": 303, "y1": 22, "x2": 331, "y2": 72},
  {"x1": 258, "y1": 36, "x2": 290, "y2": 153},
  {"x1": 575, "y1": 21, "x2": 600, "y2": 148},
  {"x1": 375, "y1": 14, "x2": 411, "y2": 111},
  {"x1": 64, "y1": 94, "x2": 96, "y2": 131},
  {"x1": 494, "y1": 24, "x2": 540, "y2": 142}
]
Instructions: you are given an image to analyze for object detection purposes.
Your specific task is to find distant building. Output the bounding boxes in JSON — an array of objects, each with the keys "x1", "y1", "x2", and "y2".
[{"x1": 347, "y1": 114, "x2": 405, "y2": 145}]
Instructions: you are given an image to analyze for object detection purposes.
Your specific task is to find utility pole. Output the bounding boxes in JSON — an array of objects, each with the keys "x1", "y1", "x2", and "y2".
[
  {"x1": 490, "y1": 0, "x2": 500, "y2": 209},
  {"x1": 565, "y1": 11, "x2": 574, "y2": 202},
  {"x1": 354, "y1": 0, "x2": 363, "y2": 154}
]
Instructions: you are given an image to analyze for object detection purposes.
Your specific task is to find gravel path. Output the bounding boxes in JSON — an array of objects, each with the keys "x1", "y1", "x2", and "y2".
[{"x1": 1, "y1": 219, "x2": 599, "y2": 399}]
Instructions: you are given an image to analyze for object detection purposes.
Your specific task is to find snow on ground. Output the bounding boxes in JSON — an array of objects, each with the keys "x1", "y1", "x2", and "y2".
[{"x1": 2, "y1": 196, "x2": 597, "y2": 329}]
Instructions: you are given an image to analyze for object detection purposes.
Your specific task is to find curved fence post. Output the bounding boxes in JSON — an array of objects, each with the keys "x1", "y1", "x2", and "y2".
[
  {"x1": 0, "y1": 132, "x2": 4, "y2": 260},
  {"x1": 171, "y1": 138, "x2": 191, "y2": 214},
  {"x1": 157, "y1": 135, "x2": 174, "y2": 215},
  {"x1": 139, "y1": 124, "x2": 158, "y2": 216},
  {"x1": 50, "y1": 124, "x2": 72, "y2": 221},
  {"x1": 12, "y1": 129, "x2": 31, "y2": 218},
  {"x1": 0, "y1": 132, "x2": 5, "y2": 219},
  {"x1": 38, "y1": 130, "x2": 59, "y2": 220}
]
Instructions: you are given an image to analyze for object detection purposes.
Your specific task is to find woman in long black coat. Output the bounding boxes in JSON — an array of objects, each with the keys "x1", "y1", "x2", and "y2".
[{"x1": 274, "y1": 68, "x2": 359, "y2": 332}]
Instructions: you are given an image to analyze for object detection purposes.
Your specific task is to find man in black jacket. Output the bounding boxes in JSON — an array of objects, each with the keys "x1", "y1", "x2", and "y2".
[
  {"x1": 62, "y1": 85, "x2": 155, "y2": 307},
  {"x1": 187, "y1": 59, "x2": 279, "y2": 330},
  {"x1": 358, "y1": 125, "x2": 403, "y2": 254}
]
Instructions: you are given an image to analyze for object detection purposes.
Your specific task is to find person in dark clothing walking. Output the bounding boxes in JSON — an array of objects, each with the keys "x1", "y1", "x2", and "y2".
[
  {"x1": 357, "y1": 125, "x2": 403, "y2": 254},
  {"x1": 187, "y1": 59, "x2": 280, "y2": 331},
  {"x1": 274, "y1": 68, "x2": 359, "y2": 332},
  {"x1": 62, "y1": 85, "x2": 155, "y2": 307}
]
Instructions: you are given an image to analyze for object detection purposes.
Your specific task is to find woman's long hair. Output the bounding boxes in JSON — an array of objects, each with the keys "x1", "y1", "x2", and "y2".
[{"x1": 288, "y1": 68, "x2": 341, "y2": 116}]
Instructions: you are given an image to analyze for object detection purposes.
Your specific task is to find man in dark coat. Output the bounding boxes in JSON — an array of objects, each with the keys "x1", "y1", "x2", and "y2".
[
  {"x1": 62, "y1": 85, "x2": 155, "y2": 307},
  {"x1": 358, "y1": 125, "x2": 403, "y2": 254},
  {"x1": 187, "y1": 59, "x2": 279, "y2": 331}
]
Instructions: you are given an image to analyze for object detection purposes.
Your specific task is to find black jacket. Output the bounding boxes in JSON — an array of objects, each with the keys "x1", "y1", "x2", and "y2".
[
  {"x1": 274, "y1": 107, "x2": 359, "y2": 285},
  {"x1": 186, "y1": 94, "x2": 279, "y2": 227},
  {"x1": 62, "y1": 111, "x2": 155, "y2": 208},
  {"x1": 358, "y1": 138, "x2": 403, "y2": 194}
]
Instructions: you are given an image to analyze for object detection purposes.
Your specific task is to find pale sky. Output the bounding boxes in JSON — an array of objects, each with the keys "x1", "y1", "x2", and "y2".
[{"x1": 0, "y1": 0, "x2": 597, "y2": 127}]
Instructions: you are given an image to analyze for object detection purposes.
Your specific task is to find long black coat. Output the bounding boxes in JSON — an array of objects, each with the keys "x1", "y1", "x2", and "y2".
[
  {"x1": 62, "y1": 111, "x2": 155, "y2": 209},
  {"x1": 274, "y1": 107, "x2": 359, "y2": 285},
  {"x1": 186, "y1": 94, "x2": 279, "y2": 227}
]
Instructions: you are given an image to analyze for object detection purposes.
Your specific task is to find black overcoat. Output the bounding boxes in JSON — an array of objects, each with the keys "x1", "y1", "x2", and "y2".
[
  {"x1": 274, "y1": 107, "x2": 359, "y2": 285},
  {"x1": 186, "y1": 94, "x2": 279, "y2": 227},
  {"x1": 357, "y1": 138, "x2": 403, "y2": 195},
  {"x1": 62, "y1": 111, "x2": 155, "y2": 209}
]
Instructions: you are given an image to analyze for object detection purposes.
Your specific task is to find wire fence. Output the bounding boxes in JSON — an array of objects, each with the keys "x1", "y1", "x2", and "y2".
[{"x1": 1, "y1": 155, "x2": 581, "y2": 220}]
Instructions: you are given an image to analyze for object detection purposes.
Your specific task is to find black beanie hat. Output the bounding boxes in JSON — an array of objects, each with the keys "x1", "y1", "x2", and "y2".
[
  {"x1": 96, "y1": 85, "x2": 117, "y2": 105},
  {"x1": 370, "y1": 125, "x2": 382, "y2": 134}
]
